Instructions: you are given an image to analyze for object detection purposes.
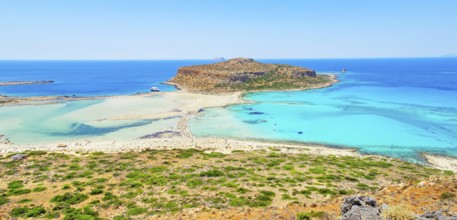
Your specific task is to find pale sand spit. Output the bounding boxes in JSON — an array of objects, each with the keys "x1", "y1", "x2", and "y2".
[{"x1": 423, "y1": 154, "x2": 457, "y2": 172}]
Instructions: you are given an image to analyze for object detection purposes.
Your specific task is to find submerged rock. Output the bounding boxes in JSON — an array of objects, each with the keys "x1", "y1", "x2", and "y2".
[
  {"x1": 140, "y1": 131, "x2": 181, "y2": 139},
  {"x1": 249, "y1": 111, "x2": 265, "y2": 115}
]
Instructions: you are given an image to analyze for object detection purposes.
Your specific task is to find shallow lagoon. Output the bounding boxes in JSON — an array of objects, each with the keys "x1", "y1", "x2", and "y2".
[
  {"x1": 190, "y1": 58, "x2": 457, "y2": 162},
  {"x1": 1, "y1": 58, "x2": 457, "y2": 162},
  {"x1": 0, "y1": 96, "x2": 180, "y2": 144}
]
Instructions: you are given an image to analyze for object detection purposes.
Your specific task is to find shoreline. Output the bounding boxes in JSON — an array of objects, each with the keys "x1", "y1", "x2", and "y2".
[
  {"x1": 1, "y1": 75, "x2": 456, "y2": 172},
  {"x1": 0, "y1": 73, "x2": 337, "y2": 104},
  {"x1": 2, "y1": 135, "x2": 456, "y2": 172}
]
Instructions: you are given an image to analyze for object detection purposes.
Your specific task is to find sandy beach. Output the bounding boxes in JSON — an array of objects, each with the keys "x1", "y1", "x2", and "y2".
[{"x1": 423, "y1": 154, "x2": 457, "y2": 172}]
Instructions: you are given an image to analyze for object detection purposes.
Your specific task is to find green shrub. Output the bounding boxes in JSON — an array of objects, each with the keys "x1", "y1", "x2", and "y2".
[
  {"x1": 50, "y1": 193, "x2": 88, "y2": 205},
  {"x1": 308, "y1": 167, "x2": 326, "y2": 174},
  {"x1": 259, "y1": 190, "x2": 276, "y2": 197},
  {"x1": 95, "y1": 178, "x2": 108, "y2": 183},
  {"x1": 10, "y1": 206, "x2": 46, "y2": 217},
  {"x1": 176, "y1": 149, "x2": 197, "y2": 159},
  {"x1": 61, "y1": 206, "x2": 99, "y2": 220},
  {"x1": 126, "y1": 207, "x2": 147, "y2": 216},
  {"x1": 249, "y1": 195, "x2": 273, "y2": 207},
  {"x1": 230, "y1": 197, "x2": 249, "y2": 206},
  {"x1": 0, "y1": 196, "x2": 8, "y2": 205},
  {"x1": 149, "y1": 166, "x2": 167, "y2": 173},
  {"x1": 440, "y1": 192, "x2": 455, "y2": 200},
  {"x1": 297, "y1": 211, "x2": 325, "y2": 220},
  {"x1": 317, "y1": 188, "x2": 337, "y2": 195},
  {"x1": 200, "y1": 169, "x2": 224, "y2": 177},
  {"x1": 27, "y1": 151, "x2": 47, "y2": 156},
  {"x1": 236, "y1": 187, "x2": 250, "y2": 194},
  {"x1": 90, "y1": 188, "x2": 104, "y2": 195},
  {"x1": 113, "y1": 215, "x2": 130, "y2": 220},
  {"x1": 356, "y1": 183, "x2": 370, "y2": 190},
  {"x1": 33, "y1": 186, "x2": 47, "y2": 192},
  {"x1": 18, "y1": 199, "x2": 33, "y2": 203},
  {"x1": 186, "y1": 179, "x2": 203, "y2": 188},
  {"x1": 102, "y1": 192, "x2": 118, "y2": 201},
  {"x1": 8, "y1": 180, "x2": 24, "y2": 189},
  {"x1": 8, "y1": 188, "x2": 32, "y2": 196},
  {"x1": 203, "y1": 152, "x2": 226, "y2": 158},
  {"x1": 126, "y1": 171, "x2": 149, "y2": 179}
]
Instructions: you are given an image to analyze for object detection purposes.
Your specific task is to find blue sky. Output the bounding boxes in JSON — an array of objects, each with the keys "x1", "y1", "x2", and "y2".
[{"x1": 1, "y1": 0, "x2": 456, "y2": 59}]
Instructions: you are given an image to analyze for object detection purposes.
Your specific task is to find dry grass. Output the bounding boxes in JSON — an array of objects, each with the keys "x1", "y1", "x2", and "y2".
[{"x1": 383, "y1": 204, "x2": 415, "y2": 220}]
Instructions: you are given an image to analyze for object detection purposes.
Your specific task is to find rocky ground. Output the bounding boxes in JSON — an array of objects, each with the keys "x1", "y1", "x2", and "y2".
[{"x1": 0, "y1": 148, "x2": 455, "y2": 219}]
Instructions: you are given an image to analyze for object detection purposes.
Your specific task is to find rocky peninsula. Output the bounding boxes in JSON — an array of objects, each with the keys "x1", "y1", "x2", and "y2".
[
  {"x1": 0, "y1": 80, "x2": 54, "y2": 86},
  {"x1": 169, "y1": 58, "x2": 335, "y2": 93}
]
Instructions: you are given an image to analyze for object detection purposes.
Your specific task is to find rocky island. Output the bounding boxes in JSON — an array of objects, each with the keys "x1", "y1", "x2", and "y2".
[{"x1": 169, "y1": 58, "x2": 335, "y2": 93}]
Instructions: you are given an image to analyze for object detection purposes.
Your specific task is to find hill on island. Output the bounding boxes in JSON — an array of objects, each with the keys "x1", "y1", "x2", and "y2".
[{"x1": 169, "y1": 58, "x2": 335, "y2": 93}]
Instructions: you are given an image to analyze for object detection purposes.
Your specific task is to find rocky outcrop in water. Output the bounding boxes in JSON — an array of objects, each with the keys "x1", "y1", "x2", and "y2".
[{"x1": 169, "y1": 58, "x2": 334, "y2": 93}]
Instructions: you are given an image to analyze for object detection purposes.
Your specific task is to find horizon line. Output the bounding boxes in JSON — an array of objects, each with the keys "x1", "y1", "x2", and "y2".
[{"x1": 0, "y1": 56, "x2": 455, "y2": 61}]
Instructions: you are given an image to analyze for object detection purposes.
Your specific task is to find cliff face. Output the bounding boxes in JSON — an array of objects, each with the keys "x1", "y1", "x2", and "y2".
[{"x1": 169, "y1": 58, "x2": 333, "y2": 93}]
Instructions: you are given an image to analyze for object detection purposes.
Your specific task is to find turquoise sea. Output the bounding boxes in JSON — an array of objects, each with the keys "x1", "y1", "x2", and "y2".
[
  {"x1": 1, "y1": 58, "x2": 457, "y2": 162},
  {"x1": 189, "y1": 58, "x2": 457, "y2": 162}
]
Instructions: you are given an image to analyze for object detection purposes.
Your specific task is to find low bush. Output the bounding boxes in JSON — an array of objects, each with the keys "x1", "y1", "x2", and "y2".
[
  {"x1": 383, "y1": 204, "x2": 415, "y2": 220},
  {"x1": 200, "y1": 169, "x2": 224, "y2": 177},
  {"x1": 50, "y1": 193, "x2": 88, "y2": 205},
  {"x1": 10, "y1": 206, "x2": 46, "y2": 218},
  {"x1": 297, "y1": 211, "x2": 325, "y2": 220},
  {"x1": 8, "y1": 180, "x2": 24, "y2": 189},
  {"x1": 440, "y1": 192, "x2": 455, "y2": 200}
]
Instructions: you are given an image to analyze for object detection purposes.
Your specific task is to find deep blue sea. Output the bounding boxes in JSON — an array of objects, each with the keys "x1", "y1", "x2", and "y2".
[
  {"x1": 1, "y1": 58, "x2": 457, "y2": 162},
  {"x1": 0, "y1": 60, "x2": 209, "y2": 97}
]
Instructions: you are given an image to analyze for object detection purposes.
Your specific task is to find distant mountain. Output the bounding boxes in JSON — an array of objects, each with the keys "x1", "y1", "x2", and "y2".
[{"x1": 212, "y1": 57, "x2": 226, "y2": 62}]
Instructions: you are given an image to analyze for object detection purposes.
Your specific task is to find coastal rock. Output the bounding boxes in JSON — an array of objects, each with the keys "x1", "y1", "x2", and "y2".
[
  {"x1": 341, "y1": 196, "x2": 382, "y2": 220},
  {"x1": 169, "y1": 58, "x2": 333, "y2": 93},
  {"x1": 417, "y1": 211, "x2": 457, "y2": 220},
  {"x1": 11, "y1": 154, "x2": 28, "y2": 161}
]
